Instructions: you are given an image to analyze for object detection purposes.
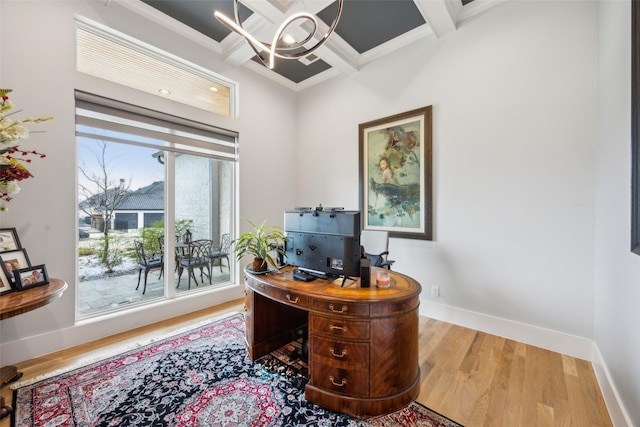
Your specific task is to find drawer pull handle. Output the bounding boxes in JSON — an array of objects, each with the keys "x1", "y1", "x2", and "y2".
[
  {"x1": 329, "y1": 376, "x2": 347, "y2": 387},
  {"x1": 329, "y1": 325, "x2": 347, "y2": 332},
  {"x1": 329, "y1": 304, "x2": 348, "y2": 313},
  {"x1": 330, "y1": 348, "x2": 347, "y2": 358},
  {"x1": 286, "y1": 294, "x2": 299, "y2": 304}
]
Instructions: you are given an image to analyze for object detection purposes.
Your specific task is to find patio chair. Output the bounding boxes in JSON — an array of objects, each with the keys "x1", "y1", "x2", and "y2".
[
  {"x1": 207, "y1": 233, "x2": 231, "y2": 272},
  {"x1": 177, "y1": 239, "x2": 212, "y2": 290},
  {"x1": 134, "y1": 240, "x2": 164, "y2": 295}
]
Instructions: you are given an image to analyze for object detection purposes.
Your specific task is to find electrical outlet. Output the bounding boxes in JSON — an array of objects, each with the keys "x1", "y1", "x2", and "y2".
[{"x1": 431, "y1": 286, "x2": 440, "y2": 298}]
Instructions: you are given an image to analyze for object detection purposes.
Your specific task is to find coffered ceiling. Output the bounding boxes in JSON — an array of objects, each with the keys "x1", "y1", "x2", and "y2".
[{"x1": 119, "y1": 0, "x2": 505, "y2": 91}]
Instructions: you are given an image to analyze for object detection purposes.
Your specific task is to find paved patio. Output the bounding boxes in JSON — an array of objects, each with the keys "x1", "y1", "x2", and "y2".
[
  {"x1": 76, "y1": 229, "x2": 232, "y2": 317},
  {"x1": 77, "y1": 266, "x2": 231, "y2": 317}
]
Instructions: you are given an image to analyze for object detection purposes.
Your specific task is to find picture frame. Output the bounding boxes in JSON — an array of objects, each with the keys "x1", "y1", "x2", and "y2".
[
  {"x1": 358, "y1": 106, "x2": 433, "y2": 240},
  {"x1": 14, "y1": 264, "x2": 49, "y2": 291},
  {"x1": 0, "y1": 248, "x2": 31, "y2": 284},
  {"x1": 0, "y1": 267, "x2": 14, "y2": 295},
  {"x1": 0, "y1": 228, "x2": 22, "y2": 251}
]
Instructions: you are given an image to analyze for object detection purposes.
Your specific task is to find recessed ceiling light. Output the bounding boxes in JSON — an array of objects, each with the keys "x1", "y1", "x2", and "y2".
[
  {"x1": 158, "y1": 88, "x2": 171, "y2": 95},
  {"x1": 282, "y1": 34, "x2": 296, "y2": 45},
  {"x1": 209, "y1": 86, "x2": 218, "y2": 92}
]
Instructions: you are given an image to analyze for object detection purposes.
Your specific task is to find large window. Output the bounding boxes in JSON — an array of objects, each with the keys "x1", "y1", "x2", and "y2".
[{"x1": 76, "y1": 91, "x2": 237, "y2": 318}]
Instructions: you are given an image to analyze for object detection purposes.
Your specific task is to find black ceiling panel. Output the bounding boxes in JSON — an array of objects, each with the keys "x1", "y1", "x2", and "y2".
[
  {"x1": 252, "y1": 55, "x2": 332, "y2": 84},
  {"x1": 142, "y1": 0, "x2": 252, "y2": 42},
  {"x1": 317, "y1": 0, "x2": 426, "y2": 54}
]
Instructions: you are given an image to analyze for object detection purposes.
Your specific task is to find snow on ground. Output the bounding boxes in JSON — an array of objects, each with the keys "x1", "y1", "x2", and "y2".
[
  {"x1": 78, "y1": 231, "x2": 140, "y2": 281},
  {"x1": 78, "y1": 255, "x2": 137, "y2": 281}
]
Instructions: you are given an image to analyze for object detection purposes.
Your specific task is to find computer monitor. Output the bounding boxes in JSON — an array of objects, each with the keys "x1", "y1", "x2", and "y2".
[{"x1": 284, "y1": 207, "x2": 361, "y2": 279}]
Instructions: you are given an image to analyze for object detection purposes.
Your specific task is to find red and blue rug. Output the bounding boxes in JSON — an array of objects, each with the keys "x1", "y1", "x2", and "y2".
[{"x1": 11, "y1": 313, "x2": 462, "y2": 426}]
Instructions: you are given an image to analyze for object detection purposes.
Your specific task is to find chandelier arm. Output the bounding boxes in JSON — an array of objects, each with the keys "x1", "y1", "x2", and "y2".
[
  {"x1": 272, "y1": 0, "x2": 343, "y2": 59},
  {"x1": 269, "y1": 0, "x2": 342, "y2": 60},
  {"x1": 233, "y1": 0, "x2": 242, "y2": 28},
  {"x1": 214, "y1": 10, "x2": 272, "y2": 67},
  {"x1": 215, "y1": 0, "x2": 344, "y2": 68},
  {"x1": 230, "y1": 0, "x2": 268, "y2": 61},
  {"x1": 272, "y1": 15, "x2": 317, "y2": 52},
  {"x1": 268, "y1": 13, "x2": 318, "y2": 67}
]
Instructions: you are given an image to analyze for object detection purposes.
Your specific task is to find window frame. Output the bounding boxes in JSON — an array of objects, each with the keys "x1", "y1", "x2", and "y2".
[{"x1": 75, "y1": 92, "x2": 238, "y2": 319}]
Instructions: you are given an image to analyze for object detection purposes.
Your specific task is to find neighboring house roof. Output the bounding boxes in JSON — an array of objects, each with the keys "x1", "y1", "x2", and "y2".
[
  {"x1": 118, "y1": 181, "x2": 164, "y2": 211},
  {"x1": 79, "y1": 181, "x2": 164, "y2": 212}
]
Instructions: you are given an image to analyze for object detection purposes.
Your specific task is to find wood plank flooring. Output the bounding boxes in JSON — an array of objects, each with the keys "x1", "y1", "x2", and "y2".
[
  {"x1": 0, "y1": 300, "x2": 613, "y2": 426},
  {"x1": 417, "y1": 316, "x2": 612, "y2": 427}
]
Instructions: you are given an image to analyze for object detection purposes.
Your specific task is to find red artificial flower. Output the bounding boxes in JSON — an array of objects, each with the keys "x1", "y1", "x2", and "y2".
[{"x1": 0, "y1": 164, "x2": 32, "y2": 181}]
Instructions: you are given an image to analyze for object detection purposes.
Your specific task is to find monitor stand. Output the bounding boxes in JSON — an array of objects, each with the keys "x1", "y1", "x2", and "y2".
[{"x1": 340, "y1": 275, "x2": 356, "y2": 287}]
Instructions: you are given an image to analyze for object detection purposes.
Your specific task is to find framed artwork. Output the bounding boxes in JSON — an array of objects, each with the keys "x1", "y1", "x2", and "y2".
[
  {"x1": 0, "y1": 228, "x2": 22, "y2": 252},
  {"x1": 359, "y1": 106, "x2": 433, "y2": 240},
  {"x1": 0, "y1": 249, "x2": 31, "y2": 284},
  {"x1": 14, "y1": 264, "x2": 49, "y2": 291}
]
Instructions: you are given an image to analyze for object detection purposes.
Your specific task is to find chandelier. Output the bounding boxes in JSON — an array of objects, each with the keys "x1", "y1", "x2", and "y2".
[{"x1": 214, "y1": 0, "x2": 344, "y2": 69}]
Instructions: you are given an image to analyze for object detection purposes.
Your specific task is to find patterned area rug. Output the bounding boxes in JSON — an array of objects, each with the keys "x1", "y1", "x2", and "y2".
[{"x1": 11, "y1": 313, "x2": 462, "y2": 426}]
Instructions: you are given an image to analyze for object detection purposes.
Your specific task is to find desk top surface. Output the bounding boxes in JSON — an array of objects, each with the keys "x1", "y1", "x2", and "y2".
[
  {"x1": 245, "y1": 266, "x2": 421, "y2": 303},
  {"x1": 0, "y1": 278, "x2": 67, "y2": 320}
]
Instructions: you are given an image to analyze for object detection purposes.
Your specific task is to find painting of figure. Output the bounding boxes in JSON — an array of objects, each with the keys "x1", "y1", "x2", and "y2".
[{"x1": 359, "y1": 106, "x2": 432, "y2": 240}]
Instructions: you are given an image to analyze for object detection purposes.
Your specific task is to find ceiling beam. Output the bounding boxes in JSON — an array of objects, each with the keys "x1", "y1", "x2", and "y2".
[
  {"x1": 309, "y1": 16, "x2": 358, "y2": 75},
  {"x1": 359, "y1": 24, "x2": 434, "y2": 66},
  {"x1": 240, "y1": 0, "x2": 286, "y2": 23},
  {"x1": 414, "y1": 0, "x2": 462, "y2": 37}
]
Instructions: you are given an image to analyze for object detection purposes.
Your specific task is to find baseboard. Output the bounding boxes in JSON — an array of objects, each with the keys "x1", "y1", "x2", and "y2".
[
  {"x1": 419, "y1": 300, "x2": 635, "y2": 426},
  {"x1": 419, "y1": 299, "x2": 593, "y2": 360},
  {"x1": 591, "y1": 343, "x2": 634, "y2": 427}
]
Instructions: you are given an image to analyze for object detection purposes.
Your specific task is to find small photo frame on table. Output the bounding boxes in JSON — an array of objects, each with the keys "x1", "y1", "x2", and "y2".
[
  {"x1": 14, "y1": 265, "x2": 49, "y2": 291},
  {"x1": 0, "y1": 248, "x2": 31, "y2": 285},
  {"x1": 0, "y1": 228, "x2": 22, "y2": 251},
  {"x1": 0, "y1": 268, "x2": 13, "y2": 295}
]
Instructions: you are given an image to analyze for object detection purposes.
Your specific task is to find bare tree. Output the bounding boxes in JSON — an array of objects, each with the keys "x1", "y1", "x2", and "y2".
[{"x1": 78, "y1": 141, "x2": 131, "y2": 271}]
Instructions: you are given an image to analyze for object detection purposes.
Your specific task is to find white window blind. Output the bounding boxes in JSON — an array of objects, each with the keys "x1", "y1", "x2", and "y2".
[{"x1": 75, "y1": 91, "x2": 238, "y2": 161}]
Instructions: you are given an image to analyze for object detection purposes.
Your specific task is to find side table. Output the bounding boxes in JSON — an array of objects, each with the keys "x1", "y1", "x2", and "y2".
[{"x1": 0, "y1": 278, "x2": 67, "y2": 419}]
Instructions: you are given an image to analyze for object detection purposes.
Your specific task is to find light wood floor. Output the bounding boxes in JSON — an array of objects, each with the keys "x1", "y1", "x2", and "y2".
[{"x1": 1, "y1": 299, "x2": 612, "y2": 427}]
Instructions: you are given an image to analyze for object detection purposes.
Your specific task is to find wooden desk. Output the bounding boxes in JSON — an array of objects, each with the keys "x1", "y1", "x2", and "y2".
[
  {"x1": 244, "y1": 266, "x2": 421, "y2": 417},
  {"x1": 0, "y1": 278, "x2": 67, "y2": 419}
]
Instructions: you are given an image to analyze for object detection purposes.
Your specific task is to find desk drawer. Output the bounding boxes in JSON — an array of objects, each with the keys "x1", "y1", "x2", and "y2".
[
  {"x1": 311, "y1": 364, "x2": 369, "y2": 397},
  {"x1": 310, "y1": 314, "x2": 369, "y2": 340},
  {"x1": 247, "y1": 278, "x2": 309, "y2": 309},
  {"x1": 311, "y1": 335, "x2": 369, "y2": 368},
  {"x1": 310, "y1": 299, "x2": 369, "y2": 317}
]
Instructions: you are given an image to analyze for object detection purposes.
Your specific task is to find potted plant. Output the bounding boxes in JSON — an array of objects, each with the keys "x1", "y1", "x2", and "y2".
[{"x1": 233, "y1": 219, "x2": 287, "y2": 272}]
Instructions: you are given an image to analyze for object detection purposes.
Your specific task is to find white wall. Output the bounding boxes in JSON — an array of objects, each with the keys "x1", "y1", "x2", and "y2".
[
  {"x1": 0, "y1": 0, "x2": 298, "y2": 364},
  {"x1": 299, "y1": 1, "x2": 598, "y2": 355},
  {"x1": 594, "y1": 1, "x2": 639, "y2": 426}
]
